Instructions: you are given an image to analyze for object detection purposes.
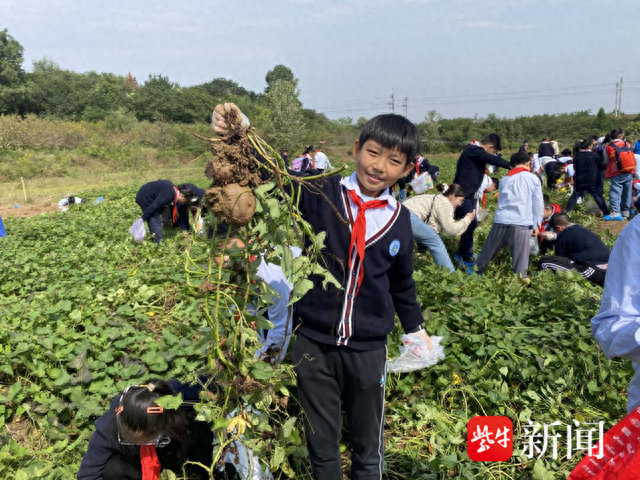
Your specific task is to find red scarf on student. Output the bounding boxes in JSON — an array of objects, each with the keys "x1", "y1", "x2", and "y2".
[
  {"x1": 140, "y1": 445, "x2": 161, "y2": 480},
  {"x1": 507, "y1": 167, "x2": 530, "y2": 176},
  {"x1": 347, "y1": 189, "x2": 388, "y2": 296},
  {"x1": 172, "y1": 187, "x2": 179, "y2": 223}
]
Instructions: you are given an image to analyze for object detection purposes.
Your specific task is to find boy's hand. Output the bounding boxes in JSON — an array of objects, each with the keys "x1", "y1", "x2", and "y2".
[
  {"x1": 212, "y1": 103, "x2": 249, "y2": 135},
  {"x1": 539, "y1": 231, "x2": 555, "y2": 241},
  {"x1": 409, "y1": 330, "x2": 433, "y2": 350},
  {"x1": 532, "y1": 227, "x2": 539, "y2": 237},
  {"x1": 466, "y1": 210, "x2": 476, "y2": 220}
]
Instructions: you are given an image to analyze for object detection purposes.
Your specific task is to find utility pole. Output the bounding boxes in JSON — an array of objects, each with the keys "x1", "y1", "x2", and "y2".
[
  {"x1": 402, "y1": 95, "x2": 408, "y2": 118},
  {"x1": 615, "y1": 81, "x2": 619, "y2": 117},
  {"x1": 619, "y1": 76, "x2": 623, "y2": 116},
  {"x1": 389, "y1": 90, "x2": 395, "y2": 114}
]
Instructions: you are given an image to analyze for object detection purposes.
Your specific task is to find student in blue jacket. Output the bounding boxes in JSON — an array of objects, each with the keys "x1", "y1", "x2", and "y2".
[
  {"x1": 135, "y1": 181, "x2": 194, "y2": 243},
  {"x1": 77, "y1": 379, "x2": 235, "y2": 480}
]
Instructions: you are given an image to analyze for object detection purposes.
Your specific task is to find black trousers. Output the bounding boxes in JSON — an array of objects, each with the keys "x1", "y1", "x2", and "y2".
[
  {"x1": 292, "y1": 334, "x2": 387, "y2": 480},
  {"x1": 566, "y1": 185, "x2": 609, "y2": 215},
  {"x1": 455, "y1": 197, "x2": 478, "y2": 262},
  {"x1": 539, "y1": 255, "x2": 607, "y2": 286}
]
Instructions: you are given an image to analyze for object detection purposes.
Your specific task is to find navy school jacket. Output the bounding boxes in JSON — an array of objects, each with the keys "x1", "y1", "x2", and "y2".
[
  {"x1": 135, "y1": 180, "x2": 177, "y2": 222},
  {"x1": 453, "y1": 144, "x2": 510, "y2": 199},
  {"x1": 292, "y1": 172, "x2": 424, "y2": 350}
]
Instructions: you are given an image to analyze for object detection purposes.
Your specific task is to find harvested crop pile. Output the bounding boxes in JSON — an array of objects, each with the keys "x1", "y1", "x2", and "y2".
[{"x1": 203, "y1": 103, "x2": 263, "y2": 226}]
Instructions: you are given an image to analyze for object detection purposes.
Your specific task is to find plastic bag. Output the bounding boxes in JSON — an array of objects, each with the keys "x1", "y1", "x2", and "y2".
[
  {"x1": 529, "y1": 236, "x2": 539, "y2": 256},
  {"x1": 129, "y1": 218, "x2": 146, "y2": 242},
  {"x1": 477, "y1": 206, "x2": 488, "y2": 223},
  {"x1": 410, "y1": 173, "x2": 432, "y2": 194},
  {"x1": 387, "y1": 334, "x2": 445, "y2": 373}
]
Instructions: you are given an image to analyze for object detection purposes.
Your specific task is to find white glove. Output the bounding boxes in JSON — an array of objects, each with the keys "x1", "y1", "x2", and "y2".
[{"x1": 211, "y1": 103, "x2": 250, "y2": 135}]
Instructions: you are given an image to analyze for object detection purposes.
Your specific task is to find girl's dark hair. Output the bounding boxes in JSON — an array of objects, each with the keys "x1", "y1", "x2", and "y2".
[
  {"x1": 561, "y1": 148, "x2": 572, "y2": 156},
  {"x1": 607, "y1": 128, "x2": 624, "y2": 143},
  {"x1": 358, "y1": 114, "x2": 421, "y2": 165},
  {"x1": 437, "y1": 183, "x2": 465, "y2": 197},
  {"x1": 117, "y1": 380, "x2": 188, "y2": 443},
  {"x1": 491, "y1": 177, "x2": 499, "y2": 188},
  {"x1": 68, "y1": 196, "x2": 76, "y2": 204},
  {"x1": 303, "y1": 145, "x2": 316, "y2": 155}
]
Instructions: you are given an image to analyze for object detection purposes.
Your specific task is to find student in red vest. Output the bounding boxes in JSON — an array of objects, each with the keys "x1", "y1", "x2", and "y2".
[
  {"x1": 604, "y1": 128, "x2": 637, "y2": 221},
  {"x1": 476, "y1": 151, "x2": 544, "y2": 277}
]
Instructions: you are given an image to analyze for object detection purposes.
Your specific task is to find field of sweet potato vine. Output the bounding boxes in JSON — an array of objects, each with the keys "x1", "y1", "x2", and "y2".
[{"x1": 0, "y1": 152, "x2": 633, "y2": 479}]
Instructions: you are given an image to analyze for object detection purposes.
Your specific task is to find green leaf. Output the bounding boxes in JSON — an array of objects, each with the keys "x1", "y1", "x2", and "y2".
[
  {"x1": 532, "y1": 459, "x2": 555, "y2": 480},
  {"x1": 282, "y1": 416, "x2": 297, "y2": 438},
  {"x1": 155, "y1": 393, "x2": 183, "y2": 410},
  {"x1": 270, "y1": 445, "x2": 286, "y2": 470},
  {"x1": 250, "y1": 362, "x2": 274, "y2": 380}
]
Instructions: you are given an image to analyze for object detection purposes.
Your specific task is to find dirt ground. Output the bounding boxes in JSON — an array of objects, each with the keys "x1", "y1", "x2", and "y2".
[{"x1": 0, "y1": 203, "x2": 59, "y2": 219}]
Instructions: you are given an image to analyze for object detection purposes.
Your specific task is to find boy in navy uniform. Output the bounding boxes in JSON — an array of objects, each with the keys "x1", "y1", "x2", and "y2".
[
  {"x1": 135, "y1": 180, "x2": 193, "y2": 243},
  {"x1": 452, "y1": 134, "x2": 511, "y2": 272},
  {"x1": 213, "y1": 104, "x2": 433, "y2": 480}
]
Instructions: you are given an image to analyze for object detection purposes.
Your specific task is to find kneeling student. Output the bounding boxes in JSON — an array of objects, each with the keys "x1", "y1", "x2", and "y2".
[
  {"x1": 476, "y1": 151, "x2": 544, "y2": 277},
  {"x1": 538, "y1": 213, "x2": 610, "y2": 286}
]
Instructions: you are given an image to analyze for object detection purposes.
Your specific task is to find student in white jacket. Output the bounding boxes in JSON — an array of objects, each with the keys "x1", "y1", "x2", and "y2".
[{"x1": 592, "y1": 215, "x2": 640, "y2": 414}]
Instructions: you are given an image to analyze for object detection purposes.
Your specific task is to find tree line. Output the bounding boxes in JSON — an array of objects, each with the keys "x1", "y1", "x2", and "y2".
[{"x1": 1, "y1": 28, "x2": 639, "y2": 155}]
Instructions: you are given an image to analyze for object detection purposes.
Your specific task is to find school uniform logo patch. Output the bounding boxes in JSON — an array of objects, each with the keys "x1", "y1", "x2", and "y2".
[{"x1": 389, "y1": 239, "x2": 401, "y2": 257}]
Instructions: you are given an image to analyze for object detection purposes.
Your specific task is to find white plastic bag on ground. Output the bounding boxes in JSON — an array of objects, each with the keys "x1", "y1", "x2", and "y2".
[
  {"x1": 477, "y1": 206, "x2": 488, "y2": 223},
  {"x1": 410, "y1": 173, "x2": 432, "y2": 194},
  {"x1": 129, "y1": 218, "x2": 146, "y2": 242},
  {"x1": 387, "y1": 334, "x2": 445, "y2": 373}
]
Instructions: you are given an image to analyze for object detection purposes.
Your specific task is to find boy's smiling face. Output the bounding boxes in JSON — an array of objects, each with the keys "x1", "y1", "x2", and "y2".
[{"x1": 352, "y1": 139, "x2": 413, "y2": 198}]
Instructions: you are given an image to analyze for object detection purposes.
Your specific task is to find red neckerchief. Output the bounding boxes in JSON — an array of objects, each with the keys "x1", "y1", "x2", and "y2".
[
  {"x1": 140, "y1": 445, "x2": 161, "y2": 480},
  {"x1": 172, "y1": 187, "x2": 179, "y2": 223},
  {"x1": 347, "y1": 189, "x2": 388, "y2": 296},
  {"x1": 507, "y1": 167, "x2": 530, "y2": 176}
]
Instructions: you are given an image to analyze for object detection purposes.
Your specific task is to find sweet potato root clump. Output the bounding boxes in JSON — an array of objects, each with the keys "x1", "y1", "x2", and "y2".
[
  {"x1": 205, "y1": 184, "x2": 256, "y2": 227},
  {"x1": 204, "y1": 104, "x2": 265, "y2": 226}
]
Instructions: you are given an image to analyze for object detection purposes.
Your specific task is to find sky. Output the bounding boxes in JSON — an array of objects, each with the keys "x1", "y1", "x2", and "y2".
[{"x1": 2, "y1": 0, "x2": 640, "y2": 122}]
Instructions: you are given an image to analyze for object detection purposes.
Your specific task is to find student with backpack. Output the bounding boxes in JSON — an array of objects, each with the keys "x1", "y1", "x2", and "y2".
[
  {"x1": 603, "y1": 128, "x2": 636, "y2": 221},
  {"x1": 566, "y1": 137, "x2": 610, "y2": 215},
  {"x1": 452, "y1": 134, "x2": 510, "y2": 273},
  {"x1": 213, "y1": 104, "x2": 434, "y2": 480},
  {"x1": 475, "y1": 151, "x2": 544, "y2": 277},
  {"x1": 292, "y1": 146, "x2": 317, "y2": 171}
]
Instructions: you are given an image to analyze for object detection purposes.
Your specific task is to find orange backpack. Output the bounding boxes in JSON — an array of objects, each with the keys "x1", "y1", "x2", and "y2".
[{"x1": 609, "y1": 142, "x2": 636, "y2": 175}]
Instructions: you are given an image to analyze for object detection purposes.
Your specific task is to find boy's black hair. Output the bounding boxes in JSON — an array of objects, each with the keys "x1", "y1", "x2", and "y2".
[
  {"x1": 510, "y1": 151, "x2": 530, "y2": 167},
  {"x1": 542, "y1": 138, "x2": 548, "y2": 142},
  {"x1": 561, "y1": 148, "x2": 572, "y2": 156},
  {"x1": 549, "y1": 213, "x2": 571, "y2": 229},
  {"x1": 523, "y1": 139, "x2": 529, "y2": 144},
  {"x1": 178, "y1": 186, "x2": 194, "y2": 202},
  {"x1": 117, "y1": 380, "x2": 188, "y2": 444},
  {"x1": 480, "y1": 133, "x2": 503, "y2": 151},
  {"x1": 358, "y1": 114, "x2": 421, "y2": 165},
  {"x1": 554, "y1": 162, "x2": 566, "y2": 174},
  {"x1": 491, "y1": 177, "x2": 499, "y2": 188},
  {"x1": 68, "y1": 196, "x2": 76, "y2": 204},
  {"x1": 543, "y1": 195, "x2": 553, "y2": 210}
]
